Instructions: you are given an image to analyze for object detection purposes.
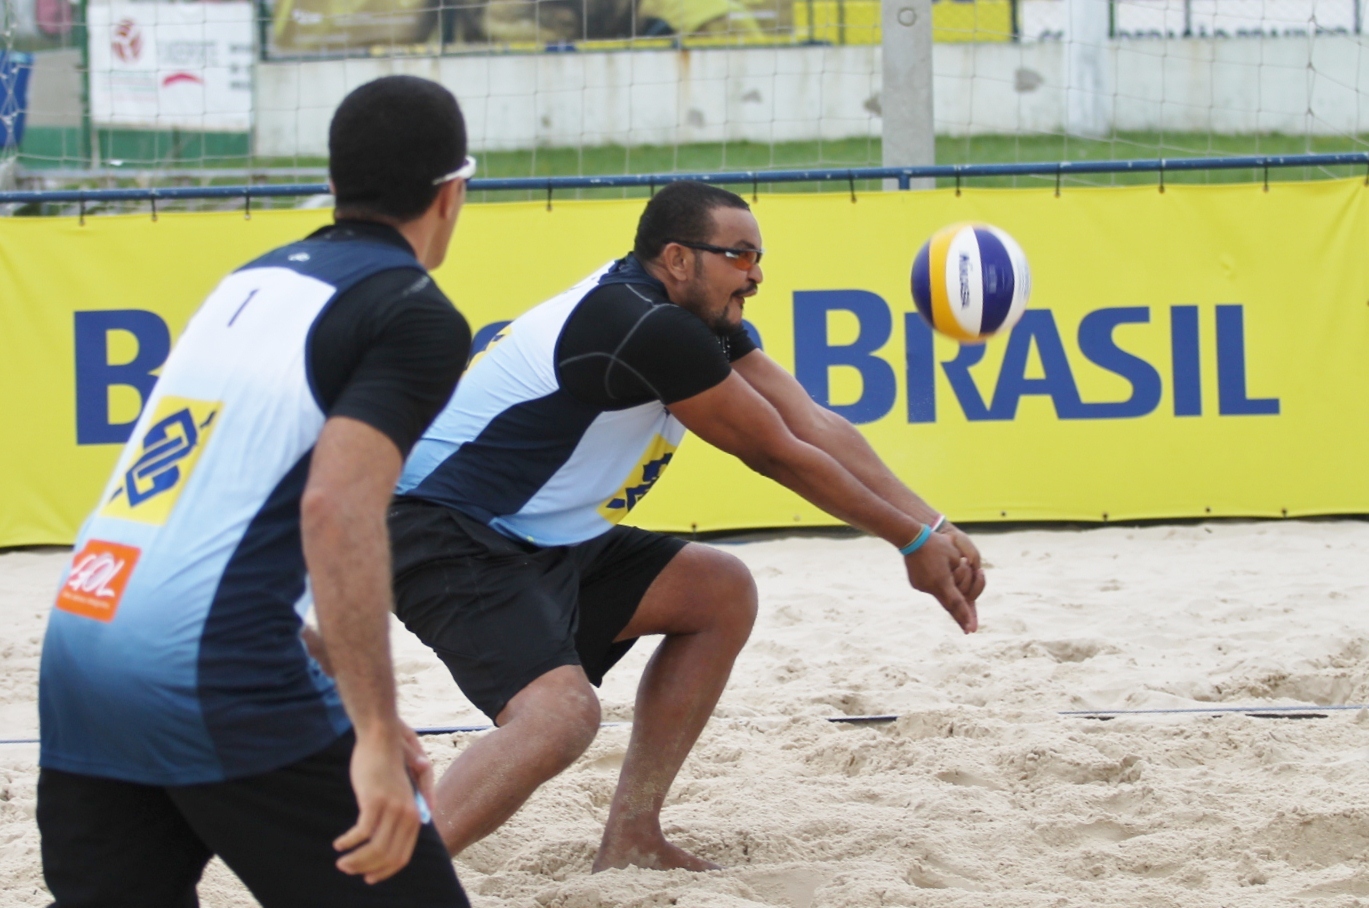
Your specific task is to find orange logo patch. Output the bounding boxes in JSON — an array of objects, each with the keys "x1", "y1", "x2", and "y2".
[{"x1": 56, "y1": 540, "x2": 141, "y2": 622}]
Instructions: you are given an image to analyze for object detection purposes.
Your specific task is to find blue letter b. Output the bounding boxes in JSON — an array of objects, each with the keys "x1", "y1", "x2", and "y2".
[
  {"x1": 793, "y1": 291, "x2": 896, "y2": 425},
  {"x1": 74, "y1": 310, "x2": 171, "y2": 445}
]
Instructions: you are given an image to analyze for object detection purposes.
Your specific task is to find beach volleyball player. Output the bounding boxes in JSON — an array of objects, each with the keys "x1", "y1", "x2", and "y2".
[
  {"x1": 38, "y1": 77, "x2": 474, "y2": 907},
  {"x1": 384, "y1": 181, "x2": 987, "y2": 871}
]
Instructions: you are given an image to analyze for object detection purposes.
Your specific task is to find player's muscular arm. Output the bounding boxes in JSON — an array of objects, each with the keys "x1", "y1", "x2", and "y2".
[
  {"x1": 732, "y1": 350, "x2": 985, "y2": 601},
  {"x1": 733, "y1": 350, "x2": 941, "y2": 521},
  {"x1": 301, "y1": 416, "x2": 430, "y2": 884},
  {"x1": 668, "y1": 373, "x2": 977, "y2": 632}
]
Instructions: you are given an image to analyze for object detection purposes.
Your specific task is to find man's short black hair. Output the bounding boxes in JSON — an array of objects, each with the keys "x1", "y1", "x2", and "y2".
[
  {"x1": 633, "y1": 181, "x2": 751, "y2": 261},
  {"x1": 329, "y1": 76, "x2": 468, "y2": 223}
]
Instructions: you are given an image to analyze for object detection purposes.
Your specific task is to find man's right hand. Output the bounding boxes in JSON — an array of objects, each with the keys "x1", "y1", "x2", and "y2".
[
  {"x1": 334, "y1": 722, "x2": 425, "y2": 884},
  {"x1": 904, "y1": 534, "x2": 979, "y2": 634}
]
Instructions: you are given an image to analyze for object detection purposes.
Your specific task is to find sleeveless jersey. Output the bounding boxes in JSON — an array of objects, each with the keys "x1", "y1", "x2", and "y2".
[
  {"x1": 40, "y1": 236, "x2": 424, "y2": 785},
  {"x1": 399, "y1": 264, "x2": 692, "y2": 547}
]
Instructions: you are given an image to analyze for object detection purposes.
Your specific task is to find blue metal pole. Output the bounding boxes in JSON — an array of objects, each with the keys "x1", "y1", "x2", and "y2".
[{"x1": 4, "y1": 152, "x2": 1368, "y2": 205}]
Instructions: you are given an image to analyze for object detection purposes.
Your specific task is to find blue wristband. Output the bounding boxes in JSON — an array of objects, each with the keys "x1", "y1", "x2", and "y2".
[{"x1": 899, "y1": 524, "x2": 933, "y2": 556}]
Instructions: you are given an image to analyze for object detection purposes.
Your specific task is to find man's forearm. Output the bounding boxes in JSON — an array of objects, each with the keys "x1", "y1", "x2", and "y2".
[
  {"x1": 303, "y1": 492, "x2": 401, "y2": 737},
  {"x1": 733, "y1": 353, "x2": 945, "y2": 527},
  {"x1": 747, "y1": 437, "x2": 925, "y2": 548},
  {"x1": 795, "y1": 410, "x2": 943, "y2": 525},
  {"x1": 300, "y1": 417, "x2": 408, "y2": 740}
]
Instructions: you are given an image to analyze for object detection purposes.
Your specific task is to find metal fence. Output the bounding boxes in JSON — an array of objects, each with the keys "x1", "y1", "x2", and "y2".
[{"x1": 3, "y1": 152, "x2": 1366, "y2": 215}]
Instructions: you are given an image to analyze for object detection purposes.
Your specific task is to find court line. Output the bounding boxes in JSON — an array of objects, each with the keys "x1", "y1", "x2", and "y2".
[{"x1": 4, "y1": 706, "x2": 1360, "y2": 745}]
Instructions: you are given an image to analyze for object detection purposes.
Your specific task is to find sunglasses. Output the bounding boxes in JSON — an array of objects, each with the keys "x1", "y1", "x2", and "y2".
[
  {"x1": 671, "y1": 240, "x2": 764, "y2": 270},
  {"x1": 431, "y1": 156, "x2": 478, "y2": 185}
]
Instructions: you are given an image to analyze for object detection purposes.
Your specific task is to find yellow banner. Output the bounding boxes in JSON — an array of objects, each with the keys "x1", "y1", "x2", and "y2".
[{"x1": 2, "y1": 179, "x2": 1367, "y2": 547}]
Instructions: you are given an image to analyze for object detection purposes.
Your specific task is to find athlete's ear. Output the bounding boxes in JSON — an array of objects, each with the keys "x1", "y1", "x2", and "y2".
[
  {"x1": 660, "y1": 242, "x2": 692, "y2": 282},
  {"x1": 437, "y1": 178, "x2": 465, "y2": 222}
]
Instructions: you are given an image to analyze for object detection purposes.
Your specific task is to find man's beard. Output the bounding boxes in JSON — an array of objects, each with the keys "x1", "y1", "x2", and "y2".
[{"x1": 679, "y1": 279, "x2": 740, "y2": 335}]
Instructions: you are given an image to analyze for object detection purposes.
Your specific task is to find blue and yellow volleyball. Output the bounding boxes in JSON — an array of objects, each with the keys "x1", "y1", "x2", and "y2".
[{"x1": 911, "y1": 223, "x2": 1031, "y2": 343}]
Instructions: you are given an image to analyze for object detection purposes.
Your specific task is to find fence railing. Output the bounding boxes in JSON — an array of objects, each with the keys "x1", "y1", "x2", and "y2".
[{"x1": 3, "y1": 152, "x2": 1367, "y2": 208}]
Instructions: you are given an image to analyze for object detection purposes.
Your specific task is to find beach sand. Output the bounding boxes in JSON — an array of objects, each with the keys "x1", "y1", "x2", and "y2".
[{"x1": 5, "y1": 519, "x2": 1369, "y2": 907}]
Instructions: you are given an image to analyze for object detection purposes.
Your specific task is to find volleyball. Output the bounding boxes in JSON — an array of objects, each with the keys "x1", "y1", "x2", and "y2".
[{"x1": 911, "y1": 223, "x2": 1031, "y2": 343}]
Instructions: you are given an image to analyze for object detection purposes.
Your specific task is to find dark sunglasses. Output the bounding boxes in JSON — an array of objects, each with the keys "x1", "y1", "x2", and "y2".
[{"x1": 670, "y1": 240, "x2": 764, "y2": 270}]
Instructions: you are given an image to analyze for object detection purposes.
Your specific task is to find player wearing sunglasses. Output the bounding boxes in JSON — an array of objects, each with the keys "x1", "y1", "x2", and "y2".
[
  {"x1": 38, "y1": 76, "x2": 473, "y2": 908},
  {"x1": 364, "y1": 180, "x2": 985, "y2": 874}
]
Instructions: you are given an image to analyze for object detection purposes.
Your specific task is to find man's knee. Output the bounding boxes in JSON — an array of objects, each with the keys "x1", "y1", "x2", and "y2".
[
  {"x1": 498, "y1": 665, "x2": 602, "y2": 770},
  {"x1": 698, "y1": 549, "x2": 758, "y2": 644}
]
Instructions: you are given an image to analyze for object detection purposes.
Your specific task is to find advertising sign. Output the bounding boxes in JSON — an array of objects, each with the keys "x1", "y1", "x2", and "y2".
[
  {"x1": 2, "y1": 181, "x2": 1368, "y2": 547},
  {"x1": 88, "y1": 1, "x2": 254, "y2": 131}
]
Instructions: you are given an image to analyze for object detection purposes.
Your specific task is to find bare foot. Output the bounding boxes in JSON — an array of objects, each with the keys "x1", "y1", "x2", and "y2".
[{"x1": 593, "y1": 832, "x2": 720, "y2": 873}]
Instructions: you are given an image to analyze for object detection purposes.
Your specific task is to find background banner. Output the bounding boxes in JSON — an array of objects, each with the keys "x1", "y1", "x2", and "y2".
[
  {"x1": 2, "y1": 180, "x2": 1367, "y2": 547},
  {"x1": 88, "y1": 2, "x2": 255, "y2": 132}
]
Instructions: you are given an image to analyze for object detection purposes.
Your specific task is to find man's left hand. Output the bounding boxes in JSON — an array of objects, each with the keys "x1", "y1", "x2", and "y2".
[{"x1": 940, "y1": 523, "x2": 987, "y2": 603}]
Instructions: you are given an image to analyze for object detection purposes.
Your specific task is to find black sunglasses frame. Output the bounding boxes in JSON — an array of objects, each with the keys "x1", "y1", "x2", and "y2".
[{"x1": 668, "y1": 240, "x2": 764, "y2": 267}]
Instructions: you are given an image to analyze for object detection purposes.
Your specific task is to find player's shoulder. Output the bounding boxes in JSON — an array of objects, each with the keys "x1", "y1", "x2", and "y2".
[
  {"x1": 570, "y1": 281, "x2": 709, "y2": 355},
  {"x1": 579, "y1": 277, "x2": 671, "y2": 316},
  {"x1": 316, "y1": 268, "x2": 468, "y2": 365},
  {"x1": 349, "y1": 267, "x2": 455, "y2": 319}
]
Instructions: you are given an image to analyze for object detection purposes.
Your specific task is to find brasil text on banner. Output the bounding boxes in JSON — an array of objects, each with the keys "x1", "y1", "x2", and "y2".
[{"x1": 1, "y1": 180, "x2": 1366, "y2": 548}]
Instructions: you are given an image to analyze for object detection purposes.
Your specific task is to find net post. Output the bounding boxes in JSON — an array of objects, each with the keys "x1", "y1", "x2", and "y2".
[
  {"x1": 881, "y1": 0, "x2": 934, "y2": 191},
  {"x1": 1065, "y1": 0, "x2": 1110, "y2": 138},
  {"x1": 75, "y1": 0, "x2": 95, "y2": 168}
]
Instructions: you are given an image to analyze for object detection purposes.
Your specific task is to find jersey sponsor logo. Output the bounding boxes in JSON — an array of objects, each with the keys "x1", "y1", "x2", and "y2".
[
  {"x1": 597, "y1": 434, "x2": 678, "y2": 524},
  {"x1": 56, "y1": 539, "x2": 142, "y2": 622},
  {"x1": 467, "y1": 324, "x2": 512, "y2": 370},
  {"x1": 100, "y1": 396, "x2": 223, "y2": 526}
]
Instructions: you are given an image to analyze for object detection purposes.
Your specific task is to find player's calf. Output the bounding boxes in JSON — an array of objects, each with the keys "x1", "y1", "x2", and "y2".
[
  {"x1": 495, "y1": 664, "x2": 603, "y2": 776},
  {"x1": 432, "y1": 665, "x2": 602, "y2": 856}
]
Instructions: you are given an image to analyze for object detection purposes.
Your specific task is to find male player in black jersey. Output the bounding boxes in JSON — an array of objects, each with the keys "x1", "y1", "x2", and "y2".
[
  {"x1": 385, "y1": 181, "x2": 986, "y2": 873},
  {"x1": 38, "y1": 77, "x2": 472, "y2": 907}
]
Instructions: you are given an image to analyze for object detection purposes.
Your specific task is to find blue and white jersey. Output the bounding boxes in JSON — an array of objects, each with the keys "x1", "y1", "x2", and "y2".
[
  {"x1": 40, "y1": 231, "x2": 438, "y2": 785},
  {"x1": 398, "y1": 255, "x2": 755, "y2": 548}
]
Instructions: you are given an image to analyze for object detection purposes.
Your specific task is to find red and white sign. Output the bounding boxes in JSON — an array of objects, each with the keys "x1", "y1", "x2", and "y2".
[
  {"x1": 111, "y1": 17, "x2": 143, "y2": 62},
  {"x1": 88, "y1": 1, "x2": 253, "y2": 132},
  {"x1": 56, "y1": 540, "x2": 142, "y2": 623}
]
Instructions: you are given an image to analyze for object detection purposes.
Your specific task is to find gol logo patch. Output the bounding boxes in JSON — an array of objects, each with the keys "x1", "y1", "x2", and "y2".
[
  {"x1": 56, "y1": 540, "x2": 141, "y2": 622},
  {"x1": 100, "y1": 396, "x2": 222, "y2": 526}
]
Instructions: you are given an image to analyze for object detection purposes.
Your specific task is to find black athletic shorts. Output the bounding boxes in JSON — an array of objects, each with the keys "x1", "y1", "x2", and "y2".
[
  {"x1": 37, "y1": 731, "x2": 467, "y2": 908},
  {"x1": 389, "y1": 496, "x2": 688, "y2": 721}
]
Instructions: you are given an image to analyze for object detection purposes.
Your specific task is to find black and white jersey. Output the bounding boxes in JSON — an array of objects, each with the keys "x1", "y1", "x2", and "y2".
[{"x1": 398, "y1": 254, "x2": 755, "y2": 547}]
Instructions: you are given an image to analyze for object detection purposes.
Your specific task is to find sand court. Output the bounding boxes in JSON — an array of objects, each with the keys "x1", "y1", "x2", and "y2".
[{"x1": 5, "y1": 519, "x2": 1369, "y2": 906}]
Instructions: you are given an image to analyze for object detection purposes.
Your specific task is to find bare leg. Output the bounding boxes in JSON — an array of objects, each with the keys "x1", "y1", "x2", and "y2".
[
  {"x1": 431, "y1": 664, "x2": 600, "y2": 855},
  {"x1": 593, "y1": 544, "x2": 757, "y2": 872}
]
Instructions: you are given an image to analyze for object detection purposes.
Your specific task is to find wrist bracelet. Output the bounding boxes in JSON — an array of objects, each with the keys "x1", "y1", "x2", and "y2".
[
  {"x1": 931, "y1": 514, "x2": 947, "y2": 533},
  {"x1": 899, "y1": 524, "x2": 933, "y2": 556}
]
